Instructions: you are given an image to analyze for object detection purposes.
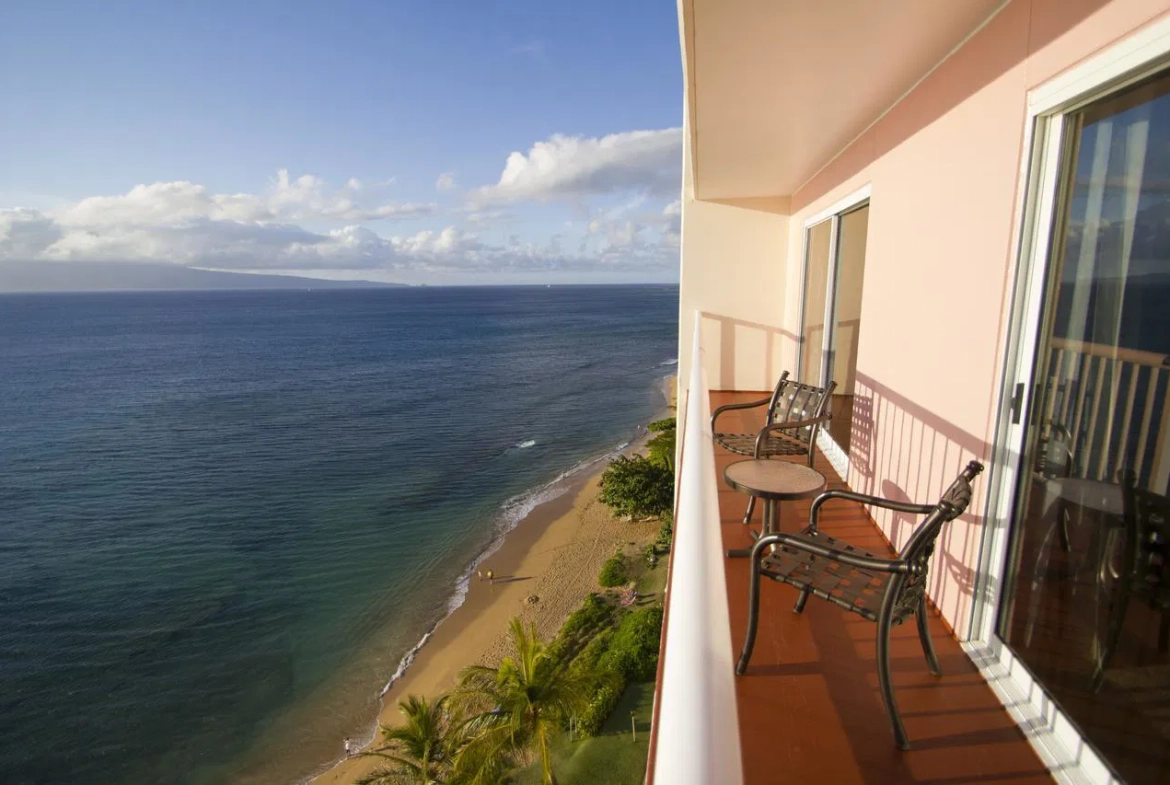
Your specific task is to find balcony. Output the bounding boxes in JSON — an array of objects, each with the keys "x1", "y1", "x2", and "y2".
[{"x1": 648, "y1": 327, "x2": 1052, "y2": 785}]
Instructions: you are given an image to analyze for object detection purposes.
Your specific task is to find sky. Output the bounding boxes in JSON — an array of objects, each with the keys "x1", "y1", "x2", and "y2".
[{"x1": 0, "y1": 0, "x2": 683, "y2": 285}]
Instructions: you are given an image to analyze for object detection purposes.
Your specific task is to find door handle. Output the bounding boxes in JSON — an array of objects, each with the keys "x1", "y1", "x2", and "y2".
[{"x1": 1009, "y1": 382, "x2": 1026, "y2": 425}]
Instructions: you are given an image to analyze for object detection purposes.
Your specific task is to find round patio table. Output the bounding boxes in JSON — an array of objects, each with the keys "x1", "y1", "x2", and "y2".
[{"x1": 724, "y1": 459, "x2": 826, "y2": 558}]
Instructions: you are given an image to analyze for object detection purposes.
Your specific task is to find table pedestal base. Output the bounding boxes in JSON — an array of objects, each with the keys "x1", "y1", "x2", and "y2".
[{"x1": 727, "y1": 498, "x2": 779, "y2": 558}]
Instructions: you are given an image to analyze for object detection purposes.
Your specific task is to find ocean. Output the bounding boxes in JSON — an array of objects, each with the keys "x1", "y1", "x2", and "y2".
[{"x1": 0, "y1": 285, "x2": 679, "y2": 784}]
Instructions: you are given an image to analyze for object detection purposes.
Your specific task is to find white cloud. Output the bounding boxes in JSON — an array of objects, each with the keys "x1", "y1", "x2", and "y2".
[
  {"x1": 1, "y1": 155, "x2": 683, "y2": 280},
  {"x1": 0, "y1": 208, "x2": 64, "y2": 259},
  {"x1": 435, "y1": 172, "x2": 456, "y2": 191},
  {"x1": 54, "y1": 171, "x2": 434, "y2": 229},
  {"x1": 661, "y1": 199, "x2": 681, "y2": 241},
  {"x1": 391, "y1": 227, "x2": 479, "y2": 257},
  {"x1": 473, "y1": 128, "x2": 682, "y2": 204}
]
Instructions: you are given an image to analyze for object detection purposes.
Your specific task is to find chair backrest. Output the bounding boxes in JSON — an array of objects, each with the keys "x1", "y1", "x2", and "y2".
[
  {"x1": 890, "y1": 461, "x2": 985, "y2": 622},
  {"x1": 766, "y1": 373, "x2": 837, "y2": 443},
  {"x1": 1120, "y1": 469, "x2": 1170, "y2": 610},
  {"x1": 1035, "y1": 422, "x2": 1077, "y2": 479}
]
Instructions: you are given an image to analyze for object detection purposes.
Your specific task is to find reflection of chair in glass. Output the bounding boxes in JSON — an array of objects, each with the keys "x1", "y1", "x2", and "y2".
[
  {"x1": 1092, "y1": 469, "x2": 1170, "y2": 691},
  {"x1": 1035, "y1": 422, "x2": 1078, "y2": 549},
  {"x1": 710, "y1": 370, "x2": 836, "y2": 522},
  {"x1": 1022, "y1": 422, "x2": 1086, "y2": 649},
  {"x1": 735, "y1": 460, "x2": 984, "y2": 749}
]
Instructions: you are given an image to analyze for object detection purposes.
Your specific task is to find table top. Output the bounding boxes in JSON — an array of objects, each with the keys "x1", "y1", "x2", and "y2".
[
  {"x1": 724, "y1": 459, "x2": 826, "y2": 500},
  {"x1": 1041, "y1": 476, "x2": 1123, "y2": 517}
]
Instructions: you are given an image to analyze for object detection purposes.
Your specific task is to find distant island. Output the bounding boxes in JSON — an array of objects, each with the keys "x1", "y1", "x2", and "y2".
[{"x1": 0, "y1": 261, "x2": 405, "y2": 293}]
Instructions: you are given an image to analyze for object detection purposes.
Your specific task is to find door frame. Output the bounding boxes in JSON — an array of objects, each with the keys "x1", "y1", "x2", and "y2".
[
  {"x1": 965, "y1": 15, "x2": 1170, "y2": 785},
  {"x1": 796, "y1": 184, "x2": 872, "y2": 477}
]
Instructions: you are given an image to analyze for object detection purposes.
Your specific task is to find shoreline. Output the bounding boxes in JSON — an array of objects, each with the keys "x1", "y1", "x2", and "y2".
[
  {"x1": 373, "y1": 434, "x2": 642, "y2": 703},
  {"x1": 308, "y1": 466, "x2": 646, "y2": 784},
  {"x1": 301, "y1": 393, "x2": 674, "y2": 785}
]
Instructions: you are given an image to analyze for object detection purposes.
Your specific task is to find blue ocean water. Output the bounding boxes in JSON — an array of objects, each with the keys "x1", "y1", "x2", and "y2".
[{"x1": 0, "y1": 285, "x2": 678, "y2": 785}]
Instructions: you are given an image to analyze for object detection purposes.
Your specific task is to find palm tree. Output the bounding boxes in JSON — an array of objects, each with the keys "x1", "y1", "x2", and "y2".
[
  {"x1": 455, "y1": 617, "x2": 595, "y2": 785},
  {"x1": 359, "y1": 694, "x2": 459, "y2": 785}
]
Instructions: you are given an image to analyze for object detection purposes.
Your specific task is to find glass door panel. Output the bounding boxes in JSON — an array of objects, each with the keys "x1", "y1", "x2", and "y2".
[
  {"x1": 997, "y1": 69, "x2": 1170, "y2": 785},
  {"x1": 825, "y1": 205, "x2": 869, "y2": 451},
  {"x1": 799, "y1": 219, "x2": 833, "y2": 386}
]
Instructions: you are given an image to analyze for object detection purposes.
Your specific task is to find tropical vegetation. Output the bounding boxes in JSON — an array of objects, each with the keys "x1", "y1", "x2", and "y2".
[
  {"x1": 358, "y1": 694, "x2": 495, "y2": 785},
  {"x1": 598, "y1": 418, "x2": 676, "y2": 520},
  {"x1": 455, "y1": 618, "x2": 598, "y2": 785},
  {"x1": 645, "y1": 417, "x2": 677, "y2": 471}
]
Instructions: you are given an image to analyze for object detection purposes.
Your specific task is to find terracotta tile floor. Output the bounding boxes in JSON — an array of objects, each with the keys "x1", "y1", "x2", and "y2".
[{"x1": 712, "y1": 391, "x2": 1053, "y2": 785}]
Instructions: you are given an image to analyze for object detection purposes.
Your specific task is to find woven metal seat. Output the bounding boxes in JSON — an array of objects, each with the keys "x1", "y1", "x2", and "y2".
[
  {"x1": 760, "y1": 534, "x2": 893, "y2": 621},
  {"x1": 713, "y1": 430, "x2": 809, "y2": 458},
  {"x1": 736, "y1": 460, "x2": 985, "y2": 750},
  {"x1": 711, "y1": 370, "x2": 836, "y2": 522}
]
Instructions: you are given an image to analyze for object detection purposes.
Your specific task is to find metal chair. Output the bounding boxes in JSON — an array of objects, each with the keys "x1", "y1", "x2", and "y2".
[
  {"x1": 735, "y1": 460, "x2": 985, "y2": 750},
  {"x1": 1092, "y1": 468, "x2": 1170, "y2": 691},
  {"x1": 710, "y1": 371, "x2": 837, "y2": 522}
]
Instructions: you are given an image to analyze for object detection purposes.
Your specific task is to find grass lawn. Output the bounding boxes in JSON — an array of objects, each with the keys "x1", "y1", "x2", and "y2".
[
  {"x1": 634, "y1": 557, "x2": 667, "y2": 602},
  {"x1": 514, "y1": 680, "x2": 656, "y2": 785}
]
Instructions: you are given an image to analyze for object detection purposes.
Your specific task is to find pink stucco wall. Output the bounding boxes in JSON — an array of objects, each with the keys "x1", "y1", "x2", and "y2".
[{"x1": 788, "y1": 0, "x2": 1170, "y2": 637}]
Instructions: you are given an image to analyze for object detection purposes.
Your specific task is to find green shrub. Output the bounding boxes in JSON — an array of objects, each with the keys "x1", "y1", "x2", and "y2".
[
  {"x1": 548, "y1": 593, "x2": 616, "y2": 662},
  {"x1": 599, "y1": 605, "x2": 664, "y2": 682},
  {"x1": 646, "y1": 417, "x2": 677, "y2": 470},
  {"x1": 565, "y1": 627, "x2": 625, "y2": 737},
  {"x1": 654, "y1": 509, "x2": 674, "y2": 553},
  {"x1": 598, "y1": 551, "x2": 628, "y2": 588},
  {"x1": 575, "y1": 676, "x2": 626, "y2": 737},
  {"x1": 571, "y1": 627, "x2": 616, "y2": 675},
  {"x1": 599, "y1": 455, "x2": 674, "y2": 519}
]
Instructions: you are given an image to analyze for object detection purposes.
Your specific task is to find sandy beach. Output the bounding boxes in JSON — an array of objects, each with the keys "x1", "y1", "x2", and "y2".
[{"x1": 310, "y1": 450, "x2": 663, "y2": 785}]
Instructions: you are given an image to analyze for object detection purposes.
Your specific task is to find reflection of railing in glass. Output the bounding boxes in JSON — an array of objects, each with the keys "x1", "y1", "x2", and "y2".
[{"x1": 1036, "y1": 337, "x2": 1170, "y2": 493}]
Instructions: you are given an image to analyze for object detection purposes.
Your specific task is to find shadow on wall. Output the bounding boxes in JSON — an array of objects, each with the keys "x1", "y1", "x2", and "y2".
[
  {"x1": 695, "y1": 313, "x2": 1004, "y2": 636},
  {"x1": 699, "y1": 311, "x2": 801, "y2": 391},
  {"x1": 849, "y1": 372, "x2": 993, "y2": 638}
]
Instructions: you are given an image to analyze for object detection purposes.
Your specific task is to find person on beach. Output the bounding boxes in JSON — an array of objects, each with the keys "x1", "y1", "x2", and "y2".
[
  {"x1": 344, "y1": 738, "x2": 352, "y2": 757},
  {"x1": 477, "y1": 569, "x2": 484, "y2": 581},
  {"x1": 486, "y1": 568, "x2": 494, "y2": 584}
]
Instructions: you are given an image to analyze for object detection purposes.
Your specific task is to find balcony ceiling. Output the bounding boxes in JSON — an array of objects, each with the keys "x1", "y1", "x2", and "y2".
[{"x1": 683, "y1": 0, "x2": 1008, "y2": 200}]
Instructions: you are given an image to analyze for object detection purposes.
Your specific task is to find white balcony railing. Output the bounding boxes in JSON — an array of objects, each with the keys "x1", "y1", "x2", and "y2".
[
  {"x1": 1038, "y1": 337, "x2": 1170, "y2": 493},
  {"x1": 649, "y1": 320, "x2": 744, "y2": 785}
]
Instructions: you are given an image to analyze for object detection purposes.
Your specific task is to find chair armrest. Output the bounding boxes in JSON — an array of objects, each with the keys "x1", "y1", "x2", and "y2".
[
  {"x1": 750, "y1": 533, "x2": 917, "y2": 574},
  {"x1": 711, "y1": 397, "x2": 772, "y2": 431},
  {"x1": 752, "y1": 414, "x2": 832, "y2": 458},
  {"x1": 807, "y1": 489, "x2": 935, "y2": 533}
]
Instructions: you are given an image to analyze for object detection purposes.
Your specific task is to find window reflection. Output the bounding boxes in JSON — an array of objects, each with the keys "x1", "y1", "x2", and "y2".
[{"x1": 999, "y1": 71, "x2": 1170, "y2": 784}]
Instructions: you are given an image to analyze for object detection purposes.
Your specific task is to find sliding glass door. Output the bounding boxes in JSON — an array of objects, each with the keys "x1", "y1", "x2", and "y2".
[
  {"x1": 996, "y1": 68, "x2": 1170, "y2": 785},
  {"x1": 799, "y1": 203, "x2": 869, "y2": 452}
]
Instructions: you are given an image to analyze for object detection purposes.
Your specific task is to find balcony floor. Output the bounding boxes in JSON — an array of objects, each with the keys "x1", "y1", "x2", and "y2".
[{"x1": 712, "y1": 391, "x2": 1052, "y2": 785}]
